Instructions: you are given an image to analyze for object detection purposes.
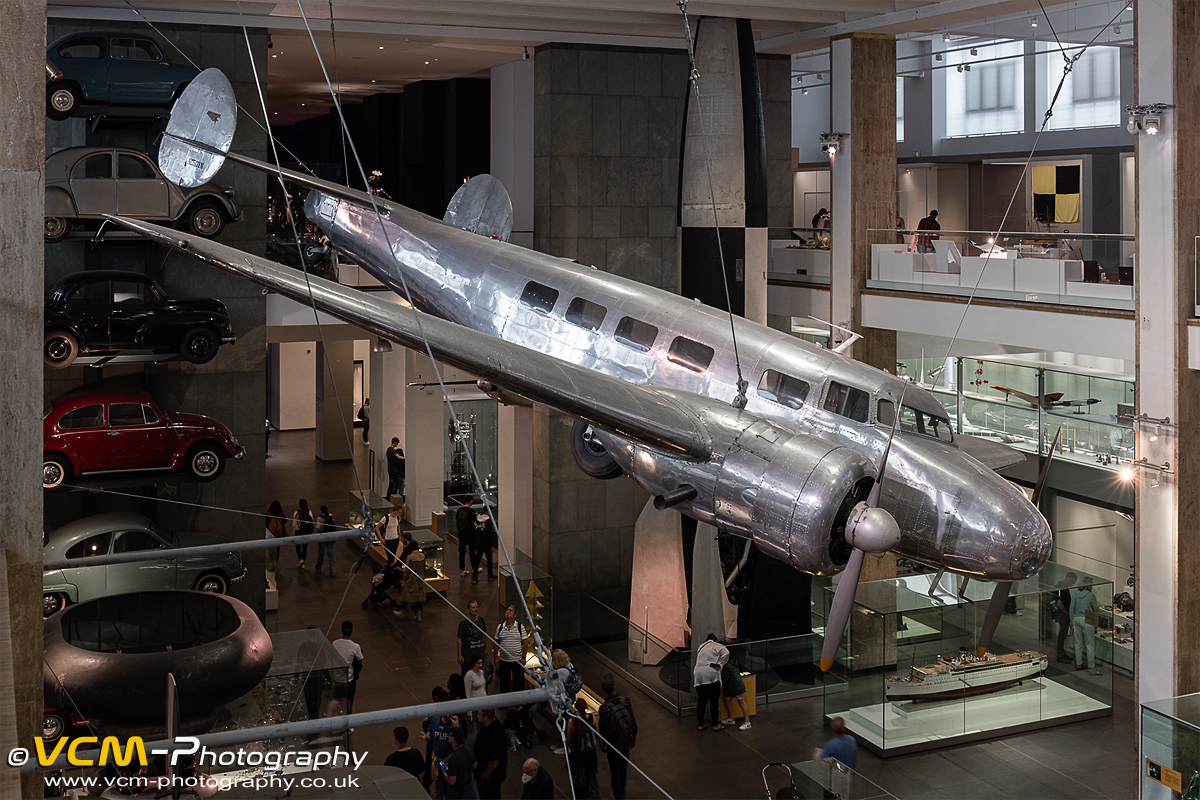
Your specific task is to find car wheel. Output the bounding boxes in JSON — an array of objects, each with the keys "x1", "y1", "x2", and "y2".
[
  {"x1": 43, "y1": 711, "x2": 68, "y2": 742},
  {"x1": 43, "y1": 455, "x2": 71, "y2": 491},
  {"x1": 194, "y1": 573, "x2": 228, "y2": 594},
  {"x1": 43, "y1": 593, "x2": 67, "y2": 617},
  {"x1": 46, "y1": 83, "x2": 80, "y2": 120},
  {"x1": 186, "y1": 444, "x2": 225, "y2": 482},
  {"x1": 187, "y1": 201, "x2": 225, "y2": 238},
  {"x1": 43, "y1": 330, "x2": 79, "y2": 369},
  {"x1": 44, "y1": 216, "x2": 70, "y2": 243},
  {"x1": 180, "y1": 326, "x2": 219, "y2": 364}
]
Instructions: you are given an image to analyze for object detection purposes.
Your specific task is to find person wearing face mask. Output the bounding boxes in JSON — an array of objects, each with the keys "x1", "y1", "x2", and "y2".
[{"x1": 519, "y1": 758, "x2": 554, "y2": 799}]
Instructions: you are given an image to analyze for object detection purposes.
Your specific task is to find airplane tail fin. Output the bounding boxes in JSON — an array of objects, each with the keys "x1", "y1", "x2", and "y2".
[
  {"x1": 158, "y1": 68, "x2": 236, "y2": 188},
  {"x1": 444, "y1": 175, "x2": 513, "y2": 242}
]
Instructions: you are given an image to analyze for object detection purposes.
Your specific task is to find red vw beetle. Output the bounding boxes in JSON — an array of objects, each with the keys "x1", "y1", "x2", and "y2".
[{"x1": 43, "y1": 389, "x2": 244, "y2": 490}]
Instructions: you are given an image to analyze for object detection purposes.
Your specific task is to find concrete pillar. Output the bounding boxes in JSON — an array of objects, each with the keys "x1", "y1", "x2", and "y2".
[
  {"x1": 1134, "y1": 0, "x2": 1200, "y2": 703},
  {"x1": 498, "y1": 403, "x2": 534, "y2": 559},
  {"x1": 629, "y1": 500, "x2": 689, "y2": 663},
  {"x1": 490, "y1": 60, "x2": 535, "y2": 250},
  {"x1": 829, "y1": 33, "x2": 898, "y2": 374},
  {"x1": 314, "y1": 340, "x2": 355, "y2": 463},
  {"x1": 0, "y1": 2, "x2": 46, "y2": 795},
  {"x1": 404, "y1": 351, "x2": 449, "y2": 528},
  {"x1": 369, "y1": 341, "x2": 408, "y2": 496}
]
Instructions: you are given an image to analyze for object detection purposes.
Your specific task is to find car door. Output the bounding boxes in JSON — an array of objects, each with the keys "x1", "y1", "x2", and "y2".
[
  {"x1": 107, "y1": 402, "x2": 174, "y2": 469},
  {"x1": 69, "y1": 151, "x2": 116, "y2": 217},
  {"x1": 106, "y1": 278, "x2": 155, "y2": 346},
  {"x1": 55, "y1": 403, "x2": 107, "y2": 472},
  {"x1": 116, "y1": 153, "x2": 170, "y2": 219},
  {"x1": 61, "y1": 531, "x2": 113, "y2": 603},
  {"x1": 64, "y1": 279, "x2": 112, "y2": 347},
  {"x1": 52, "y1": 36, "x2": 107, "y2": 100},
  {"x1": 107, "y1": 38, "x2": 172, "y2": 102},
  {"x1": 106, "y1": 528, "x2": 174, "y2": 592}
]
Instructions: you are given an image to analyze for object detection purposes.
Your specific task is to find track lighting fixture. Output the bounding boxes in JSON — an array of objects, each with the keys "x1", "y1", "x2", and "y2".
[{"x1": 1126, "y1": 103, "x2": 1173, "y2": 135}]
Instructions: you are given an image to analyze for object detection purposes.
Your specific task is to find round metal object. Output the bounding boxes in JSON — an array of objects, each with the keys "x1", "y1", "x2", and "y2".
[
  {"x1": 159, "y1": 68, "x2": 236, "y2": 188},
  {"x1": 43, "y1": 331, "x2": 78, "y2": 368},
  {"x1": 44, "y1": 216, "x2": 68, "y2": 242},
  {"x1": 44, "y1": 590, "x2": 273, "y2": 724},
  {"x1": 189, "y1": 204, "x2": 223, "y2": 237}
]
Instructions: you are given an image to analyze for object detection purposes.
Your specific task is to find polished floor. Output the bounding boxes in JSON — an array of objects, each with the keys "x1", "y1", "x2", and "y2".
[{"x1": 266, "y1": 428, "x2": 1139, "y2": 799}]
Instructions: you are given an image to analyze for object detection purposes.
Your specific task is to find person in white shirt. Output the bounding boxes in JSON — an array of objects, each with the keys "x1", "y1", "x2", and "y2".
[
  {"x1": 465, "y1": 657, "x2": 488, "y2": 700},
  {"x1": 331, "y1": 620, "x2": 364, "y2": 716},
  {"x1": 693, "y1": 633, "x2": 729, "y2": 731}
]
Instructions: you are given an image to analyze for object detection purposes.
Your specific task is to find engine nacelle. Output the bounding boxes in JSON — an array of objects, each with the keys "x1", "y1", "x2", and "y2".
[
  {"x1": 714, "y1": 420, "x2": 874, "y2": 575},
  {"x1": 597, "y1": 414, "x2": 875, "y2": 577}
]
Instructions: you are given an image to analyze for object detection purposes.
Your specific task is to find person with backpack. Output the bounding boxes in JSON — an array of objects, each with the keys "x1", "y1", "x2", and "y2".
[
  {"x1": 597, "y1": 673, "x2": 637, "y2": 800},
  {"x1": 455, "y1": 497, "x2": 476, "y2": 577},
  {"x1": 313, "y1": 504, "x2": 337, "y2": 577},
  {"x1": 293, "y1": 498, "x2": 314, "y2": 569},
  {"x1": 377, "y1": 504, "x2": 402, "y2": 566}
]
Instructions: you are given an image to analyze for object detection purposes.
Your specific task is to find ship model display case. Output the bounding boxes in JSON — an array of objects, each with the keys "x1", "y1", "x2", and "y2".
[
  {"x1": 823, "y1": 564, "x2": 1113, "y2": 755},
  {"x1": 1141, "y1": 694, "x2": 1200, "y2": 800}
]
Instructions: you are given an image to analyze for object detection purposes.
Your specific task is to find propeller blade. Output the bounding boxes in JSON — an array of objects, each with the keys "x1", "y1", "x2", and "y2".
[
  {"x1": 1031, "y1": 427, "x2": 1062, "y2": 506},
  {"x1": 821, "y1": 548, "x2": 865, "y2": 671},
  {"x1": 975, "y1": 580, "x2": 1013, "y2": 656}
]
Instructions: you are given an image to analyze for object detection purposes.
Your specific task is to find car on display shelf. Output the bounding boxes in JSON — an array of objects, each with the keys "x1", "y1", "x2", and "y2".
[
  {"x1": 45, "y1": 31, "x2": 199, "y2": 119},
  {"x1": 42, "y1": 512, "x2": 247, "y2": 616},
  {"x1": 43, "y1": 270, "x2": 235, "y2": 369},
  {"x1": 44, "y1": 146, "x2": 240, "y2": 242},
  {"x1": 42, "y1": 389, "x2": 245, "y2": 490}
]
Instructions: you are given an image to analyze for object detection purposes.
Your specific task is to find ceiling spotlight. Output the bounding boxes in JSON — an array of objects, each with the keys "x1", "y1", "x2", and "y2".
[
  {"x1": 379, "y1": 46, "x2": 384, "y2": 50},
  {"x1": 1127, "y1": 115, "x2": 1140, "y2": 134},
  {"x1": 935, "y1": 53, "x2": 943, "y2": 62},
  {"x1": 373, "y1": 338, "x2": 393, "y2": 353},
  {"x1": 970, "y1": 48, "x2": 978, "y2": 56},
  {"x1": 425, "y1": 61, "x2": 430, "y2": 65},
  {"x1": 1126, "y1": 103, "x2": 1173, "y2": 135},
  {"x1": 943, "y1": 33, "x2": 951, "y2": 42},
  {"x1": 819, "y1": 131, "x2": 845, "y2": 156},
  {"x1": 817, "y1": 73, "x2": 823, "y2": 80},
  {"x1": 1144, "y1": 113, "x2": 1161, "y2": 135},
  {"x1": 1119, "y1": 464, "x2": 1135, "y2": 482},
  {"x1": 1113, "y1": 25, "x2": 1121, "y2": 34},
  {"x1": 802, "y1": 88, "x2": 808, "y2": 95},
  {"x1": 956, "y1": 64, "x2": 971, "y2": 73},
  {"x1": 1030, "y1": 17, "x2": 1038, "y2": 27}
]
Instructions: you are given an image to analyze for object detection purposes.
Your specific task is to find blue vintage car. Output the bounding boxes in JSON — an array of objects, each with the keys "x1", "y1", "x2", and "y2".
[{"x1": 46, "y1": 32, "x2": 199, "y2": 119}]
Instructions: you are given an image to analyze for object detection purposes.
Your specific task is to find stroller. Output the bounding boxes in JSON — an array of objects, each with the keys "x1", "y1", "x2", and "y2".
[{"x1": 361, "y1": 561, "x2": 404, "y2": 607}]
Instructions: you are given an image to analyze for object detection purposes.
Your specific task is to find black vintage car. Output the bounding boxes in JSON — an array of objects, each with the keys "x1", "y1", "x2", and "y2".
[{"x1": 44, "y1": 271, "x2": 234, "y2": 368}]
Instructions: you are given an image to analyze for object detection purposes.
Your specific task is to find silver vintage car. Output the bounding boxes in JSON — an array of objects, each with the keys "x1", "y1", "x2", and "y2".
[
  {"x1": 44, "y1": 146, "x2": 240, "y2": 242},
  {"x1": 42, "y1": 512, "x2": 246, "y2": 616}
]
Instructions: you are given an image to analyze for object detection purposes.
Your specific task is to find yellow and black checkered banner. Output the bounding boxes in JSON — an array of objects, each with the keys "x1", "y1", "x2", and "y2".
[{"x1": 1033, "y1": 165, "x2": 1080, "y2": 224}]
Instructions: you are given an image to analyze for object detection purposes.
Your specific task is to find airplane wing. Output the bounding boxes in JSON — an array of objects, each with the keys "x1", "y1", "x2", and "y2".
[
  {"x1": 1044, "y1": 392, "x2": 1064, "y2": 404},
  {"x1": 954, "y1": 435, "x2": 1027, "y2": 471},
  {"x1": 991, "y1": 385, "x2": 1038, "y2": 406},
  {"x1": 104, "y1": 216, "x2": 713, "y2": 460}
]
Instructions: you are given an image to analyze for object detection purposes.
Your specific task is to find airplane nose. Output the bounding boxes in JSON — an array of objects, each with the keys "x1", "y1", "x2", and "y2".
[{"x1": 1010, "y1": 505, "x2": 1053, "y2": 579}]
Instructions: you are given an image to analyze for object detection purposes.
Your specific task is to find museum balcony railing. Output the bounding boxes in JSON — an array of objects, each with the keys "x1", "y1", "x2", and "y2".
[
  {"x1": 898, "y1": 355, "x2": 1134, "y2": 475},
  {"x1": 578, "y1": 593, "x2": 841, "y2": 716},
  {"x1": 865, "y1": 228, "x2": 1134, "y2": 311},
  {"x1": 769, "y1": 226, "x2": 832, "y2": 286}
]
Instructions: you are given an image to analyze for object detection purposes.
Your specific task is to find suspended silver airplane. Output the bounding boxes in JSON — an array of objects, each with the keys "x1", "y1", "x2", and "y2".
[{"x1": 107, "y1": 70, "x2": 1053, "y2": 670}]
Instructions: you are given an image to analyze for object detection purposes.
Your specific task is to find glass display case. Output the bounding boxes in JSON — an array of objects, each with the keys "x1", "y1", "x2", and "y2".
[
  {"x1": 204, "y1": 629, "x2": 350, "y2": 772},
  {"x1": 499, "y1": 559, "x2": 553, "y2": 655},
  {"x1": 444, "y1": 398, "x2": 499, "y2": 507},
  {"x1": 410, "y1": 527, "x2": 448, "y2": 592},
  {"x1": 1142, "y1": 694, "x2": 1200, "y2": 800},
  {"x1": 823, "y1": 564, "x2": 1112, "y2": 755},
  {"x1": 345, "y1": 489, "x2": 395, "y2": 528}
]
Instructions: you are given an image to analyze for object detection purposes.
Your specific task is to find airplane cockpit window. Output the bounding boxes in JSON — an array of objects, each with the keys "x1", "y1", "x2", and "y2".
[
  {"x1": 614, "y1": 316, "x2": 658, "y2": 352},
  {"x1": 899, "y1": 405, "x2": 955, "y2": 443},
  {"x1": 757, "y1": 370, "x2": 810, "y2": 409},
  {"x1": 667, "y1": 336, "x2": 715, "y2": 373},
  {"x1": 823, "y1": 381, "x2": 870, "y2": 423},
  {"x1": 565, "y1": 297, "x2": 607, "y2": 331},
  {"x1": 877, "y1": 399, "x2": 895, "y2": 427},
  {"x1": 519, "y1": 281, "x2": 559, "y2": 314}
]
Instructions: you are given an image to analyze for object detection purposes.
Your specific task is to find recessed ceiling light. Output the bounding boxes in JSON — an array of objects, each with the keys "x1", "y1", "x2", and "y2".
[
  {"x1": 379, "y1": 46, "x2": 384, "y2": 50},
  {"x1": 301, "y1": 103, "x2": 306, "y2": 106},
  {"x1": 425, "y1": 61, "x2": 429, "y2": 65},
  {"x1": 271, "y1": 54, "x2": 276, "y2": 58},
  {"x1": 371, "y1": 80, "x2": 376, "y2": 83}
]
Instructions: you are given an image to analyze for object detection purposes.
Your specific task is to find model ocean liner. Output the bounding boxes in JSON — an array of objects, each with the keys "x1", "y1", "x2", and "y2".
[{"x1": 886, "y1": 651, "x2": 1048, "y2": 702}]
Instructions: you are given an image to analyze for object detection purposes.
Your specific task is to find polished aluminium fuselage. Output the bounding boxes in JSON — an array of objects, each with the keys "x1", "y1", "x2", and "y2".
[{"x1": 307, "y1": 191, "x2": 1052, "y2": 583}]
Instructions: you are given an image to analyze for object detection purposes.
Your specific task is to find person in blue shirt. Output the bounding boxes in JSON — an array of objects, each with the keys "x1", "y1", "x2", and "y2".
[{"x1": 820, "y1": 717, "x2": 857, "y2": 769}]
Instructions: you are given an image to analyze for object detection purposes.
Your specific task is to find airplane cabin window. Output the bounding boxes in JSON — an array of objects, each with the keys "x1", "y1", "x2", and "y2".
[
  {"x1": 877, "y1": 399, "x2": 896, "y2": 426},
  {"x1": 519, "y1": 281, "x2": 559, "y2": 314},
  {"x1": 823, "y1": 381, "x2": 870, "y2": 423},
  {"x1": 667, "y1": 336, "x2": 715, "y2": 373},
  {"x1": 565, "y1": 297, "x2": 607, "y2": 331},
  {"x1": 614, "y1": 316, "x2": 658, "y2": 352},
  {"x1": 757, "y1": 370, "x2": 810, "y2": 408}
]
